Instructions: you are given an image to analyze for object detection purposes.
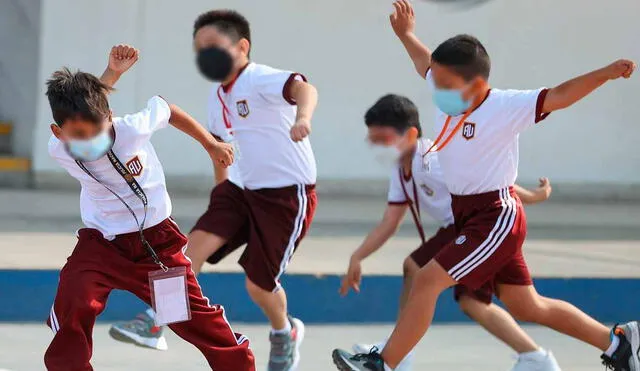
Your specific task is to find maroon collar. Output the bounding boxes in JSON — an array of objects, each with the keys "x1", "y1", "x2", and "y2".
[{"x1": 221, "y1": 63, "x2": 250, "y2": 93}]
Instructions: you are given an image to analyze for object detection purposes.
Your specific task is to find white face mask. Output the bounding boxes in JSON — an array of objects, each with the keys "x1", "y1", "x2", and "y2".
[{"x1": 370, "y1": 144, "x2": 402, "y2": 167}]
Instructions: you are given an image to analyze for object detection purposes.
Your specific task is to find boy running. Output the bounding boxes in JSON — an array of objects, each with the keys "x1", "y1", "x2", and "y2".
[
  {"x1": 110, "y1": 10, "x2": 318, "y2": 371},
  {"x1": 340, "y1": 94, "x2": 558, "y2": 371},
  {"x1": 43, "y1": 51, "x2": 255, "y2": 370},
  {"x1": 332, "y1": 1, "x2": 637, "y2": 370}
]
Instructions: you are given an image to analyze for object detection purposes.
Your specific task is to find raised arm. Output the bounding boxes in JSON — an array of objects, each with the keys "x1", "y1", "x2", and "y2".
[
  {"x1": 167, "y1": 104, "x2": 234, "y2": 168},
  {"x1": 514, "y1": 178, "x2": 552, "y2": 205},
  {"x1": 339, "y1": 204, "x2": 408, "y2": 296},
  {"x1": 289, "y1": 79, "x2": 318, "y2": 142},
  {"x1": 390, "y1": 0, "x2": 432, "y2": 79},
  {"x1": 542, "y1": 59, "x2": 636, "y2": 114},
  {"x1": 99, "y1": 44, "x2": 139, "y2": 88}
]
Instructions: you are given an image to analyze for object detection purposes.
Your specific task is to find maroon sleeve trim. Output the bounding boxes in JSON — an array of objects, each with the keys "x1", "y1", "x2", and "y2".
[
  {"x1": 535, "y1": 88, "x2": 550, "y2": 124},
  {"x1": 388, "y1": 201, "x2": 409, "y2": 206},
  {"x1": 282, "y1": 73, "x2": 308, "y2": 105}
]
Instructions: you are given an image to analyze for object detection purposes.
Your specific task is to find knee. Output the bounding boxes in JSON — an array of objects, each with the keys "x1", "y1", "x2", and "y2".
[
  {"x1": 412, "y1": 261, "x2": 452, "y2": 293},
  {"x1": 402, "y1": 257, "x2": 419, "y2": 281},
  {"x1": 245, "y1": 276, "x2": 270, "y2": 297}
]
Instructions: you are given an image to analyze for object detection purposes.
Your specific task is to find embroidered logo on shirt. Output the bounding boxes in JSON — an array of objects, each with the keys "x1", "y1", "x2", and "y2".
[
  {"x1": 126, "y1": 156, "x2": 143, "y2": 177},
  {"x1": 236, "y1": 100, "x2": 250, "y2": 118},
  {"x1": 455, "y1": 235, "x2": 467, "y2": 245},
  {"x1": 462, "y1": 122, "x2": 476, "y2": 140}
]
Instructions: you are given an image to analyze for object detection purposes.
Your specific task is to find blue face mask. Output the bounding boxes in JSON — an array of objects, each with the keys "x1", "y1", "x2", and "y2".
[
  {"x1": 432, "y1": 87, "x2": 471, "y2": 116},
  {"x1": 67, "y1": 129, "x2": 113, "y2": 162}
]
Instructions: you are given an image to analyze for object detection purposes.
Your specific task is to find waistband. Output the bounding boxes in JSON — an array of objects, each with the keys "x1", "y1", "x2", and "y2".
[
  {"x1": 451, "y1": 187, "x2": 516, "y2": 207},
  {"x1": 248, "y1": 183, "x2": 316, "y2": 193}
]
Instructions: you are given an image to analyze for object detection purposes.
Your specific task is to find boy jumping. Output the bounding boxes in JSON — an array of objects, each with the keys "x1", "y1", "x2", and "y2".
[
  {"x1": 332, "y1": 1, "x2": 637, "y2": 370},
  {"x1": 341, "y1": 93, "x2": 558, "y2": 371},
  {"x1": 110, "y1": 10, "x2": 318, "y2": 371},
  {"x1": 43, "y1": 57, "x2": 255, "y2": 369}
]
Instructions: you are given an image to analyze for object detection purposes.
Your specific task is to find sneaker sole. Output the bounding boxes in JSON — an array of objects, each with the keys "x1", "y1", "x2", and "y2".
[
  {"x1": 108, "y1": 326, "x2": 168, "y2": 351},
  {"x1": 332, "y1": 349, "x2": 360, "y2": 371},
  {"x1": 291, "y1": 318, "x2": 305, "y2": 371}
]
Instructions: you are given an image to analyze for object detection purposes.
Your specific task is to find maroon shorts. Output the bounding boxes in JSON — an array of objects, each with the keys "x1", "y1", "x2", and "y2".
[
  {"x1": 192, "y1": 180, "x2": 317, "y2": 292},
  {"x1": 435, "y1": 187, "x2": 533, "y2": 299},
  {"x1": 409, "y1": 224, "x2": 492, "y2": 304}
]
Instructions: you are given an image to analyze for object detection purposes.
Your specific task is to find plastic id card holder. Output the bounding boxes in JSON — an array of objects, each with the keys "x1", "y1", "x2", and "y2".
[{"x1": 148, "y1": 266, "x2": 191, "y2": 326}]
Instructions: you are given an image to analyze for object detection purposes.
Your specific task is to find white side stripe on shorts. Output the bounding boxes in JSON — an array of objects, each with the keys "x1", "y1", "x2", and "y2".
[
  {"x1": 50, "y1": 305, "x2": 60, "y2": 333},
  {"x1": 273, "y1": 184, "x2": 307, "y2": 292},
  {"x1": 448, "y1": 188, "x2": 517, "y2": 281}
]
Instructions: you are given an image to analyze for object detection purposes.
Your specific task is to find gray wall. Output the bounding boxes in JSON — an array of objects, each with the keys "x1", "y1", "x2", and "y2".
[
  {"x1": 0, "y1": 0, "x2": 41, "y2": 157},
  {"x1": 28, "y1": 0, "x2": 640, "y2": 197}
]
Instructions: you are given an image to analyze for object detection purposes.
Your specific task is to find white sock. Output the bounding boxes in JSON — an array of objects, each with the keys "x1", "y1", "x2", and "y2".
[
  {"x1": 145, "y1": 308, "x2": 156, "y2": 319},
  {"x1": 605, "y1": 334, "x2": 620, "y2": 357},
  {"x1": 271, "y1": 320, "x2": 292, "y2": 335},
  {"x1": 384, "y1": 363, "x2": 393, "y2": 371}
]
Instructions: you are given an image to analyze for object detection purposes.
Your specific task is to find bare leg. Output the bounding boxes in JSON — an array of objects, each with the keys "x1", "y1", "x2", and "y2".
[
  {"x1": 458, "y1": 294, "x2": 539, "y2": 353},
  {"x1": 499, "y1": 284, "x2": 611, "y2": 350},
  {"x1": 381, "y1": 260, "x2": 455, "y2": 368},
  {"x1": 399, "y1": 257, "x2": 420, "y2": 312},
  {"x1": 185, "y1": 230, "x2": 227, "y2": 276},
  {"x1": 245, "y1": 278, "x2": 289, "y2": 330}
]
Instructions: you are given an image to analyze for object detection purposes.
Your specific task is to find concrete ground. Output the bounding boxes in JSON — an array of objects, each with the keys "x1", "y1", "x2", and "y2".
[
  {"x1": 0, "y1": 323, "x2": 608, "y2": 371},
  {"x1": 0, "y1": 189, "x2": 638, "y2": 370}
]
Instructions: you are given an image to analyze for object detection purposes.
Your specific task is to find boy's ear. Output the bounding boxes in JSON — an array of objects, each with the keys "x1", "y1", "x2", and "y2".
[
  {"x1": 50, "y1": 123, "x2": 63, "y2": 140},
  {"x1": 238, "y1": 38, "x2": 251, "y2": 58}
]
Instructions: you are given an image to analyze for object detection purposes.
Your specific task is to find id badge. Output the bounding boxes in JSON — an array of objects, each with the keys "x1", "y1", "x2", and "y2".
[{"x1": 148, "y1": 266, "x2": 191, "y2": 326}]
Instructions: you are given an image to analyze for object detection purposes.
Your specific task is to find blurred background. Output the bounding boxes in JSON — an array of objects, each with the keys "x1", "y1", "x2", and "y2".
[{"x1": 0, "y1": 0, "x2": 639, "y2": 370}]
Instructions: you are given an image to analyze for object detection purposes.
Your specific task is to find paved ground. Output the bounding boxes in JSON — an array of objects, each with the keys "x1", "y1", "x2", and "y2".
[
  {"x1": 0, "y1": 324, "x2": 608, "y2": 371},
  {"x1": 2, "y1": 189, "x2": 640, "y2": 277}
]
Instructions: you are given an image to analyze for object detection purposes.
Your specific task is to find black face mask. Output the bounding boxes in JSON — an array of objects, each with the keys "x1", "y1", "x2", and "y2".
[{"x1": 196, "y1": 47, "x2": 234, "y2": 82}]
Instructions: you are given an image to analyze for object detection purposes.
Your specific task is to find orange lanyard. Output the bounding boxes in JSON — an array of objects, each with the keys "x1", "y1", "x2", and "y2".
[
  {"x1": 424, "y1": 109, "x2": 474, "y2": 155},
  {"x1": 216, "y1": 86, "x2": 233, "y2": 133}
]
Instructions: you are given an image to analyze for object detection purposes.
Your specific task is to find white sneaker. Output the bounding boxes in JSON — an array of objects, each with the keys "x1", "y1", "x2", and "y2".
[
  {"x1": 511, "y1": 349, "x2": 562, "y2": 371},
  {"x1": 352, "y1": 341, "x2": 415, "y2": 371}
]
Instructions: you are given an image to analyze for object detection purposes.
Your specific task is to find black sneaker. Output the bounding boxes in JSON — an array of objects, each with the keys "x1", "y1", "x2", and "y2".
[
  {"x1": 332, "y1": 348, "x2": 385, "y2": 371},
  {"x1": 601, "y1": 322, "x2": 640, "y2": 371}
]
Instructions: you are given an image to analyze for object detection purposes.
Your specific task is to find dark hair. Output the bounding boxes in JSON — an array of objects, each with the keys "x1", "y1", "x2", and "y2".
[
  {"x1": 431, "y1": 34, "x2": 491, "y2": 81},
  {"x1": 193, "y1": 10, "x2": 251, "y2": 55},
  {"x1": 46, "y1": 68, "x2": 112, "y2": 126},
  {"x1": 365, "y1": 94, "x2": 422, "y2": 137}
]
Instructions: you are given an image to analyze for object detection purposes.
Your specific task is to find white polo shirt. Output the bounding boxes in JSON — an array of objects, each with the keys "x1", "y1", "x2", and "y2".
[
  {"x1": 387, "y1": 138, "x2": 454, "y2": 228},
  {"x1": 207, "y1": 87, "x2": 243, "y2": 188},
  {"x1": 426, "y1": 70, "x2": 549, "y2": 195},
  {"x1": 49, "y1": 96, "x2": 172, "y2": 239},
  {"x1": 210, "y1": 62, "x2": 317, "y2": 190}
]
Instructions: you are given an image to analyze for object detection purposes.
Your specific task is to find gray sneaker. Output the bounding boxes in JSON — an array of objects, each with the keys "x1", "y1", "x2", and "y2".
[
  {"x1": 268, "y1": 316, "x2": 305, "y2": 371},
  {"x1": 109, "y1": 311, "x2": 168, "y2": 351}
]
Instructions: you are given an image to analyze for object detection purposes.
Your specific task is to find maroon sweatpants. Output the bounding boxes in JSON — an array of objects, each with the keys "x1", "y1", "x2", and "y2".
[{"x1": 45, "y1": 219, "x2": 255, "y2": 371}]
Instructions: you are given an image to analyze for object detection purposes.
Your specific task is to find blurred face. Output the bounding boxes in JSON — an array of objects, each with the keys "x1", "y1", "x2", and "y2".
[
  {"x1": 50, "y1": 116, "x2": 111, "y2": 141},
  {"x1": 194, "y1": 25, "x2": 249, "y2": 72},
  {"x1": 430, "y1": 62, "x2": 487, "y2": 116},
  {"x1": 51, "y1": 117, "x2": 114, "y2": 162},
  {"x1": 367, "y1": 125, "x2": 418, "y2": 166}
]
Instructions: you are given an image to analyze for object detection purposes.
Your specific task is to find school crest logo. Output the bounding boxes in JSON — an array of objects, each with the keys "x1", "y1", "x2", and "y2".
[
  {"x1": 126, "y1": 156, "x2": 143, "y2": 177},
  {"x1": 236, "y1": 100, "x2": 249, "y2": 118},
  {"x1": 462, "y1": 122, "x2": 475, "y2": 140},
  {"x1": 455, "y1": 235, "x2": 467, "y2": 245}
]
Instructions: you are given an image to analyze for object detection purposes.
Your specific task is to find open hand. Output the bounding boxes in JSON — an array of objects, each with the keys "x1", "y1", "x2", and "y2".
[
  {"x1": 390, "y1": 0, "x2": 416, "y2": 37},
  {"x1": 208, "y1": 141, "x2": 234, "y2": 168},
  {"x1": 605, "y1": 59, "x2": 636, "y2": 80},
  {"x1": 290, "y1": 119, "x2": 311, "y2": 142},
  {"x1": 339, "y1": 257, "x2": 363, "y2": 296},
  {"x1": 108, "y1": 44, "x2": 139, "y2": 74}
]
